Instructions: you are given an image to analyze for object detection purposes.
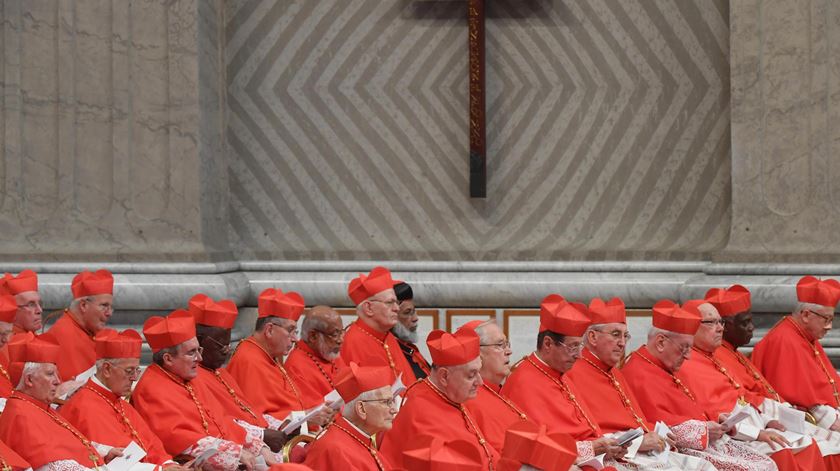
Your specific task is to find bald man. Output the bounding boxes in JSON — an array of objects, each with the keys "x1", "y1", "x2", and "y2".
[{"x1": 285, "y1": 306, "x2": 347, "y2": 404}]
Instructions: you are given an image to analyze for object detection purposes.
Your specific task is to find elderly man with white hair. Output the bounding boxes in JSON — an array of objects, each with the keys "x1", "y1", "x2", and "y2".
[
  {"x1": 381, "y1": 327, "x2": 500, "y2": 469},
  {"x1": 303, "y1": 362, "x2": 397, "y2": 470},
  {"x1": 132, "y1": 310, "x2": 274, "y2": 471},
  {"x1": 0, "y1": 332, "x2": 114, "y2": 470},
  {"x1": 752, "y1": 276, "x2": 840, "y2": 431}
]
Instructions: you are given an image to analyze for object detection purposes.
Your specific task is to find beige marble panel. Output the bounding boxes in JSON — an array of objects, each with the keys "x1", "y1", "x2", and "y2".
[{"x1": 728, "y1": 0, "x2": 840, "y2": 260}]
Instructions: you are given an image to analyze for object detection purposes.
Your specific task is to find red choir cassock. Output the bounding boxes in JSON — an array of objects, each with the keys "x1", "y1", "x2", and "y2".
[
  {"x1": 680, "y1": 343, "x2": 826, "y2": 471},
  {"x1": 304, "y1": 363, "x2": 395, "y2": 470},
  {"x1": 132, "y1": 310, "x2": 247, "y2": 456},
  {"x1": 227, "y1": 288, "x2": 310, "y2": 420},
  {"x1": 0, "y1": 333, "x2": 104, "y2": 469},
  {"x1": 0, "y1": 439, "x2": 29, "y2": 471},
  {"x1": 0, "y1": 295, "x2": 17, "y2": 398},
  {"x1": 50, "y1": 269, "x2": 114, "y2": 381},
  {"x1": 381, "y1": 328, "x2": 499, "y2": 469},
  {"x1": 189, "y1": 294, "x2": 270, "y2": 428},
  {"x1": 60, "y1": 329, "x2": 172, "y2": 465},
  {"x1": 341, "y1": 267, "x2": 417, "y2": 385},
  {"x1": 285, "y1": 339, "x2": 345, "y2": 405},
  {"x1": 463, "y1": 380, "x2": 529, "y2": 452},
  {"x1": 752, "y1": 276, "x2": 840, "y2": 412},
  {"x1": 567, "y1": 348, "x2": 653, "y2": 433}
]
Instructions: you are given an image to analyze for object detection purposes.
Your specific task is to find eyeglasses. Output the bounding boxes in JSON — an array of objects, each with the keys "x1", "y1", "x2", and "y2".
[
  {"x1": 361, "y1": 397, "x2": 396, "y2": 408},
  {"x1": 203, "y1": 335, "x2": 231, "y2": 353},
  {"x1": 555, "y1": 340, "x2": 583, "y2": 355},
  {"x1": 268, "y1": 322, "x2": 299, "y2": 336},
  {"x1": 700, "y1": 319, "x2": 725, "y2": 327},
  {"x1": 16, "y1": 301, "x2": 42, "y2": 311},
  {"x1": 369, "y1": 299, "x2": 400, "y2": 308},
  {"x1": 183, "y1": 346, "x2": 204, "y2": 359},
  {"x1": 808, "y1": 310, "x2": 835, "y2": 326},
  {"x1": 662, "y1": 335, "x2": 691, "y2": 355},
  {"x1": 315, "y1": 329, "x2": 345, "y2": 342},
  {"x1": 104, "y1": 362, "x2": 142, "y2": 377},
  {"x1": 480, "y1": 340, "x2": 511, "y2": 350},
  {"x1": 84, "y1": 299, "x2": 113, "y2": 312},
  {"x1": 594, "y1": 330, "x2": 632, "y2": 341}
]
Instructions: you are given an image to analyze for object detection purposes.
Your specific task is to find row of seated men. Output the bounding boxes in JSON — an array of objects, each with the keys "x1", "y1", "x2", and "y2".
[{"x1": 0, "y1": 267, "x2": 839, "y2": 471}]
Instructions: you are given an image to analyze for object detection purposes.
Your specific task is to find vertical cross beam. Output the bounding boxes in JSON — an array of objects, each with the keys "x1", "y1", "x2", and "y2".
[{"x1": 468, "y1": 0, "x2": 486, "y2": 198}]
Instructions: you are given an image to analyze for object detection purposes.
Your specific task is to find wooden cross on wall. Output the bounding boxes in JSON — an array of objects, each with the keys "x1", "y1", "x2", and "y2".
[{"x1": 468, "y1": 0, "x2": 486, "y2": 198}]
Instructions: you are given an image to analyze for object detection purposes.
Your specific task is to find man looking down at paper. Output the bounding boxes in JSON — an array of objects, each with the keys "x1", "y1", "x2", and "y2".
[
  {"x1": 226, "y1": 288, "x2": 333, "y2": 428},
  {"x1": 131, "y1": 309, "x2": 269, "y2": 471},
  {"x1": 303, "y1": 362, "x2": 396, "y2": 470},
  {"x1": 501, "y1": 295, "x2": 631, "y2": 469},
  {"x1": 285, "y1": 305, "x2": 347, "y2": 407},
  {"x1": 566, "y1": 297, "x2": 717, "y2": 470},
  {"x1": 677, "y1": 300, "x2": 826, "y2": 470},
  {"x1": 60, "y1": 328, "x2": 182, "y2": 468},
  {"x1": 188, "y1": 294, "x2": 289, "y2": 453},
  {"x1": 380, "y1": 327, "x2": 500, "y2": 469},
  {"x1": 622, "y1": 300, "x2": 778, "y2": 471},
  {"x1": 0, "y1": 332, "x2": 110, "y2": 471}
]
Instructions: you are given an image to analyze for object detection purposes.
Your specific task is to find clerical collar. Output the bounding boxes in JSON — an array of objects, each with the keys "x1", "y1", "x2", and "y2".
[
  {"x1": 342, "y1": 415, "x2": 373, "y2": 440},
  {"x1": 90, "y1": 375, "x2": 119, "y2": 400},
  {"x1": 532, "y1": 351, "x2": 562, "y2": 376},
  {"x1": 581, "y1": 348, "x2": 612, "y2": 372},
  {"x1": 354, "y1": 319, "x2": 388, "y2": 341}
]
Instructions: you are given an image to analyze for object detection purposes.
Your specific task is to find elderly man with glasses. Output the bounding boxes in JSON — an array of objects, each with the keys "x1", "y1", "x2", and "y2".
[
  {"x1": 227, "y1": 288, "x2": 333, "y2": 428},
  {"x1": 188, "y1": 294, "x2": 290, "y2": 454},
  {"x1": 304, "y1": 362, "x2": 397, "y2": 470},
  {"x1": 459, "y1": 319, "x2": 528, "y2": 452},
  {"x1": 622, "y1": 300, "x2": 777, "y2": 471},
  {"x1": 132, "y1": 309, "x2": 271, "y2": 471},
  {"x1": 60, "y1": 328, "x2": 182, "y2": 469},
  {"x1": 501, "y1": 295, "x2": 631, "y2": 469},
  {"x1": 49, "y1": 269, "x2": 115, "y2": 398},
  {"x1": 340, "y1": 267, "x2": 418, "y2": 386},
  {"x1": 752, "y1": 276, "x2": 840, "y2": 433},
  {"x1": 286, "y1": 305, "x2": 347, "y2": 406}
]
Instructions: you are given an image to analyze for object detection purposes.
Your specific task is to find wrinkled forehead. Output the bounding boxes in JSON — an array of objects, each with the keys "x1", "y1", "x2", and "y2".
[{"x1": 698, "y1": 303, "x2": 721, "y2": 320}]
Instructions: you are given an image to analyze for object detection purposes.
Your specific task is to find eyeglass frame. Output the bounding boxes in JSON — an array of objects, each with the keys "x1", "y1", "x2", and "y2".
[
  {"x1": 591, "y1": 328, "x2": 632, "y2": 342},
  {"x1": 16, "y1": 301, "x2": 43, "y2": 311},
  {"x1": 699, "y1": 319, "x2": 725, "y2": 327},
  {"x1": 554, "y1": 339, "x2": 584, "y2": 355},
  {"x1": 102, "y1": 360, "x2": 143, "y2": 377},
  {"x1": 181, "y1": 346, "x2": 204, "y2": 359},
  {"x1": 202, "y1": 335, "x2": 232, "y2": 353},
  {"x1": 480, "y1": 339, "x2": 511, "y2": 350},
  {"x1": 82, "y1": 297, "x2": 114, "y2": 312},
  {"x1": 662, "y1": 335, "x2": 692, "y2": 355},
  {"x1": 368, "y1": 298, "x2": 400, "y2": 308},
  {"x1": 361, "y1": 397, "x2": 397, "y2": 408},
  {"x1": 808, "y1": 310, "x2": 835, "y2": 326},
  {"x1": 314, "y1": 328, "x2": 345, "y2": 342},
  {"x1": 266, "y1": 321, "x2": 299, "y2": 337}
]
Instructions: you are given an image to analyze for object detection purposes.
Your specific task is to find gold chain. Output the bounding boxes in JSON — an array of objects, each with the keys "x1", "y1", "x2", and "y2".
[
  {"x1": 631, "y1": 350, "x2": 697, "y2": 402},
  {"x1": 424, "y1": 380, "x2": 495, "y2": 470},
  {"x1": 83, "y1": 385, "x2": 148, "y2": 451},
  {"x1": 581, "y1": 356, "x2": 649, "y2": 432},
  {"x1": 787, "y1": 317, "x2": 840, "y2": 406},
  {"x1": 526, "y1": 356, "x2": 599, "y2": 434},
  {"x1": 330, "y1": 421, "x2": 385, "y2": 471}
]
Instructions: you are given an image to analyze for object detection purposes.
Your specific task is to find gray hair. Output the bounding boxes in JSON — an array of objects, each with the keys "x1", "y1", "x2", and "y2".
[
  {"x1": 152, "y1": 343, "x2": 184, "y2": 365},
  {"x1": 15, "y1": 362, "x2": 44, "y2": 390},
  {"x1": 68, "y1": 296, "x2": 95, "y2": 313},
  {"x1": 472, "y1": 320, "x2": 497, "y2": 345},
  {"x1": 95, "y1": 358, "x2": 126, "y2": 372},
  {"x1": 300, "y1": 312, "x2": 330, "y2": 339},
  {"x1": 795, "y1": 302, "x2": 830, "y2": 315},
  {"x1": 647, "y1": 326, "x2": 674, "y2": 343},
  {"x1": 342, "y1": 389, "x2": 381, "y2": 419},
  {"x1": 583, "y1": 323, "x2": 608, "y2": 346}
]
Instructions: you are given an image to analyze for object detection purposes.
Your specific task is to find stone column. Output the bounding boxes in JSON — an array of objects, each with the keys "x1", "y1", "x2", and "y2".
[
  {"x1": 0, "y1": 0, "x2": 229, "y2": 262},
  {"x1": 727, "y1": 0, "x2": 840, "y2": 262}
]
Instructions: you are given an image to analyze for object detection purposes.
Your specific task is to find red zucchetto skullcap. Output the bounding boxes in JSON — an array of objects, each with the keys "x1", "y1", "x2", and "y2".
[
  {"x1": 402, "y1": 435, "x2": 483, "y2": 471},
  {"x1": 347, "y1": 266, "x2": 402, "y2": 305},
  {"x1": 71, "y1": 269, "x2": 114, "y2": 298},
  {"x1": 797, "y1": 276, "x2": 840, "y2": 308},
  {"x1": 652, "y1": 300, "x2": 702, "y2": 335},
  {"x1": 426, "y1": 328, "x2": 480, "y2": 366},
  {"x1": 704, "y1": 285, "x2": 751, "y2": 317},
  {"x1": 8, "y1": 332, "x2": 61, "y2": 385},
  {"x1": 94, "y1": 328, "x2": 142, "y2": 359},
  {"x1": 143, "y1": 310, "x2": 196, "y2": 353},
  {"x1": 334, "y1": 361, "x2": 394, "y2": 402},
  {"x1": 257, "y1": 288, "x2": 305, "y2": 320},
  {"x1": 0, "y1": 270, "x2": 38, "y2": 295},
  {"x1": 189, "y1": 293, "x2": 238, "y2": 329},
  {"x1": 0, "y1": 295, "x2": 17, "y2": 323},
  {"x1": 588, "y1": 297, "x2": 626, "y2": 325},
  {"x1": 539, "y1": 295, "x2": 590, "y2": 337},
  {"x1": 498, "y1": 421, "x2": 577, "y2": 471}
]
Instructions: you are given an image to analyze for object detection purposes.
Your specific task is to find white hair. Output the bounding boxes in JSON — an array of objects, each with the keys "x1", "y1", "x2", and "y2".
[
  {"x1": 16, "y1": 362, "x2": 44, "y2": 389},
  {"x1": 795, "y1": 302, "x2": 830, "y2": 315},
  {"x1": 647, "y1": 326, "x2": 671, "y2": 343},
  {"x1": 68, "y1": 296, "x2": 91, "y2": 313},
  {"x1": 472, "y1": 320, "x2": 497, "y2": 345},
  {"x1": 583, "y1": 323, "x2": 609, "y2": 347},
  {"x1": 342, "y1": 389, "x2": 381, "y2": 419},
  {"x1": 95, "y1": 358, "x2": 128, "y2": 372}
]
